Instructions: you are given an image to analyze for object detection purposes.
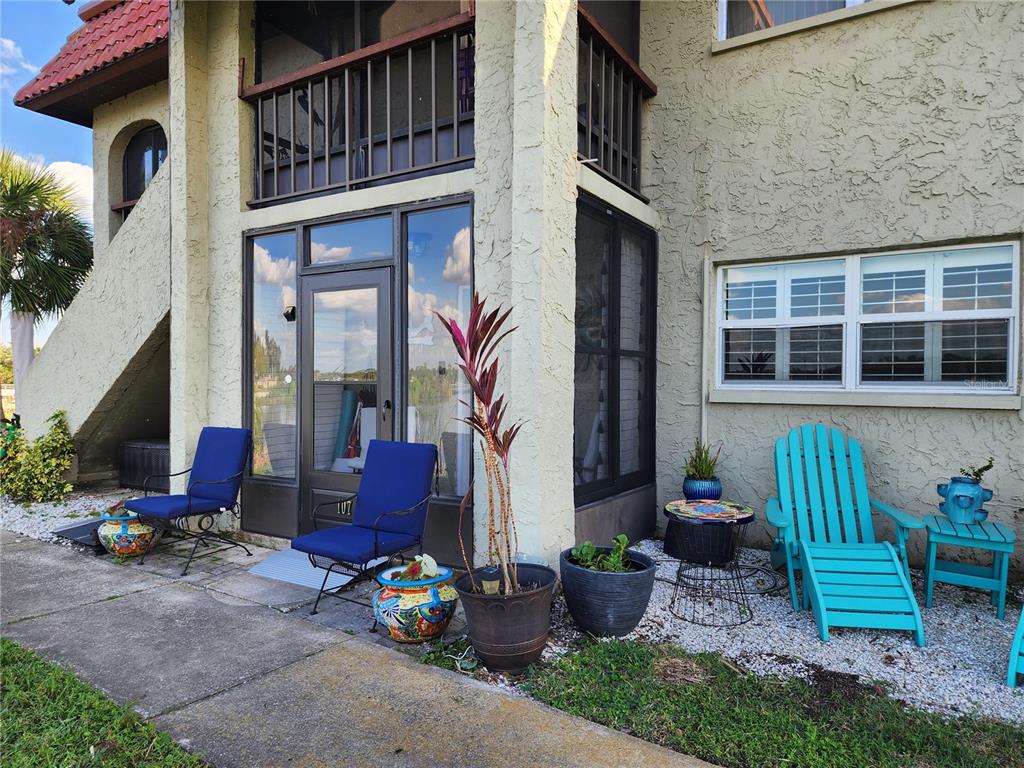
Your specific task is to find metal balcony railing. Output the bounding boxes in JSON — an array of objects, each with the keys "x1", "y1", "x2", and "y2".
[
  {"x1": 577, "y1": 6, "x2": 656, "y2": 198},
  {"x1": 240, "y1": 13, "x2": 475, "y2": 205}
]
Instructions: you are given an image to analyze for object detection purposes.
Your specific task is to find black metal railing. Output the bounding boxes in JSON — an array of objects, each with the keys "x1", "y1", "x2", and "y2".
[
  {"x1": 241, "y1": 14, "x2": 475, "y2": 205},
  {"x1": 577, "y1": 7, "x2": 656, "y2": 197}
]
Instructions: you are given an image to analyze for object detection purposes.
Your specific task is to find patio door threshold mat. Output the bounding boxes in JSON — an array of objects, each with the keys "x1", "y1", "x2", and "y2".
[{"x1": 248, "y1": 548, "x2": 384, "y2": 591}]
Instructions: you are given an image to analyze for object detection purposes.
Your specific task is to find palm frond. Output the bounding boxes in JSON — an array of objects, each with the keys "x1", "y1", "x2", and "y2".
[{"x1": 0, "y1": 149, "x2": 93, "y2": 317}]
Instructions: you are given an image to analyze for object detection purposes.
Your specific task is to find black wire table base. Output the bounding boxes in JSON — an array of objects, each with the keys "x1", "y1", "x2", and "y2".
[
  {"x1": 669, "y1": 560, "x2": 754, "y2": 627},
  {"x1": 734, "y1": 564, "x2": 787, "y2": 595}
]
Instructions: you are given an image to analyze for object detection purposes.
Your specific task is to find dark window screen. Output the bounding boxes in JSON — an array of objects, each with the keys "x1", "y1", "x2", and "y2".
[{"x1": 580, "y1": 0, "x2": 640, "y2": 61}]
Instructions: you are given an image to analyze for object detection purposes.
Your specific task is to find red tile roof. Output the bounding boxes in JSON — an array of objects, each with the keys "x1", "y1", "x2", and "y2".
[{"x1": 14, "y1": 0, "x2": 168, "y2": 106}]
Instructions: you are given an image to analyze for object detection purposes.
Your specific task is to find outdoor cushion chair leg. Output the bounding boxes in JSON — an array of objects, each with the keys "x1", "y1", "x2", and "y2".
[
  {"x1": 182, "y1": 535, "x2": 204, "y2": 576},
  {"x1": 311, "y1": 566, "x2": 333, "y2": 615}
]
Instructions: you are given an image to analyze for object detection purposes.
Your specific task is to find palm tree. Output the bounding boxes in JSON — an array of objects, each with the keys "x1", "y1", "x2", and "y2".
[{"x1": 0, "y1": 149, "x2": 92, "y2": 418}]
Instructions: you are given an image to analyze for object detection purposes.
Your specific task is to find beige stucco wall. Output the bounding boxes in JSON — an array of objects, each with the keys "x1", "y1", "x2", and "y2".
[
  {"x1": 504, "y1": 0, "x2": 579, "y2": 564},
  {"x1": 21, "y1": 81, "x2": 170, "y2": 448},
  {"x1": 20, "y1": 166, "x2": 170, "y2": 445},
  {"x1": 169, "y1": 0, "x2": 581, "y2": 564},
  {"x1": 92, "y1": 81, "x2": 169, "y2": 257},
  {"x1": 643, "y1": 0, "x2": 1024, "y2": 570}
]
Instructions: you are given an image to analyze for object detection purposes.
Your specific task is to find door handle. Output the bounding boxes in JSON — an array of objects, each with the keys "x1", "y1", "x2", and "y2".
[{"x1": 381, "y1": 399, "x2": 392, "y2": 422}]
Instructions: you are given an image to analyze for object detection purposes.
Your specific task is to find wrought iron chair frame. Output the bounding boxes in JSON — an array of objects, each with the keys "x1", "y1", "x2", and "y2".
[
  {"x1": 135, "y1": 467, "x2": 253, "y2": 575},
  {"x1": 305, "y1": 491, "x2": 433, "y2": 615}
]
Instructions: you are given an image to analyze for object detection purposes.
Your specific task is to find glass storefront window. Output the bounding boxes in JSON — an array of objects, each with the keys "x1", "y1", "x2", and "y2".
[
  {"x1": 251, "y1": 232, "x2": 298, "y2": 477},
  {"x1": 308, "y1": 216, "x2": 393, "y2": 266},
  {"x1": 405, "y1": 205, "x2": 472, "y2": 497}
]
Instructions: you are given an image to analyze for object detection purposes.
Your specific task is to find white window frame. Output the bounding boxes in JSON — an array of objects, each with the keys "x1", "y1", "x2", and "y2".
[
  {"x1": 717, "y1": 0, "x2": 866, "y2": 42},
  {"x1": 715, "y1": 241, "x2": 1020, "y2": 395}
]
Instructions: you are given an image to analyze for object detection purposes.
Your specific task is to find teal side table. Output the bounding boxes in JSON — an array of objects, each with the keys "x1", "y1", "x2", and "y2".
[{"x1": 923, "y1": 515, "x2": 1016, "y2": 620}]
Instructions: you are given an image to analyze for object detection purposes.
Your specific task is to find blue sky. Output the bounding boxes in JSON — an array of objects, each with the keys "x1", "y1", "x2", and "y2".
[{"x1": 1, "y1": 0, "x2": 93, "y2": 345}]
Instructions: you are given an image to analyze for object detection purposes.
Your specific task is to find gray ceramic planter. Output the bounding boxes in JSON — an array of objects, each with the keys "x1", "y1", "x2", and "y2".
[{"x1": 559, "y1": 548, "x2": 655, "y2": 637}]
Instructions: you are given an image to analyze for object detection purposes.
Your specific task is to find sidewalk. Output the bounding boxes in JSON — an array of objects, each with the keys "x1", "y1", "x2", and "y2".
[{"x1": 0, "y1": 530, "x2": 713, "y2": 768}]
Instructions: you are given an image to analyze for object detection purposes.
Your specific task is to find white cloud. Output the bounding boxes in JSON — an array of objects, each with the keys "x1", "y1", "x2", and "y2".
[
  {"x1": 281, "y1": 285, "x2": 296, "y2": 310},
  {"x1": 0, "y1": 38, "x2": 38, "y2": 92},
  {"x1": 442, "y1": 226, "x2": 471, "y2": 285},
  {"x1": 253, "y1": 243, "x2": 296, "y2": 285},
  {"x1": 310, "y1": 240, "x2": 353, "y2": 264},
  {"x1": 48, "y1": 161, "x2": 93, "y2": 226}
]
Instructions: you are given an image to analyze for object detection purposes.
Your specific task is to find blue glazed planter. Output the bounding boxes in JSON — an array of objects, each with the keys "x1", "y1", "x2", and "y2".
[
  {"x1": 682, "y1": 476, "x2": 722, "y2": 502},
  {"x1": 937, "y1": 476, "x2": 993, "y2": 524}
]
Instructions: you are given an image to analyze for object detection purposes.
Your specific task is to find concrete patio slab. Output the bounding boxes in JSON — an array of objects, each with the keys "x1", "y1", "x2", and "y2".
[
  {"x1": 0, "y1": 541, "x2": 167, "y2": 624},
  {"x1": 204, "y1": 569, "x2": 318, "y2": 610},
  {"x1": 155, "y1": 638, "x2": 711, "y2": 768},
  {"x1": 132, "y1": 537, "x2": 274, "y2": 586},
  {"x1": 2, "y1": 533, "x2": 713, "y2": 767},
  {"x1": 3, "y1": 582, "x2": 350, "y2": 717},
  {"x1": 1, "y1": 529, "x2": 38, "y2": 547}
]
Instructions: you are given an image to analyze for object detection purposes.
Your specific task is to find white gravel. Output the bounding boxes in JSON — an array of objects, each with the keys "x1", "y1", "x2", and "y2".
[
  {"x1": 1, "y1": 489, "x2": 135, "y2": 543},
  {"x1": 618, "y1": 539, "x2": 1024, "y2": 724},
  {"x1": 4, "y1": 496, "x2": 1021, "y2": 724}
]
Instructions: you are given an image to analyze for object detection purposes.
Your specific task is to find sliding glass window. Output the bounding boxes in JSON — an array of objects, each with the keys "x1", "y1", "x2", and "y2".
[{"x1": 574, "y1": 197, "x2": 656, "y2": 505}]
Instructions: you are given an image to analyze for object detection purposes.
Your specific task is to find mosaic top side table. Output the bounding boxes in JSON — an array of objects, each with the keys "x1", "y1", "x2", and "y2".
[{"x1": 663, "y1": 499, "x2": 757, "y2": 627}]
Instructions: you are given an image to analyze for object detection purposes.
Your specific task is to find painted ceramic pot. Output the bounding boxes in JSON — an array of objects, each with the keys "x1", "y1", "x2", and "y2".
[
  {"x1": 97, "y1": 513, "x2": 160, "y2": 558},
  {"x1": 937, "y1": 476, "x2": 993, "y2": 524},
  {"x1": 372, "y1": 565, "x2": 458, "y2": 643},
  {"x1": 682, "y1": 476, "x2": 722, "y2": 502}
]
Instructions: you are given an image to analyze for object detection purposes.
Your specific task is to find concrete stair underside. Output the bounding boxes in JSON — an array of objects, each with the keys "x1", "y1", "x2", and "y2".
[{"x1": 20, "y1": 167, "x2": 171, "y2": 479}]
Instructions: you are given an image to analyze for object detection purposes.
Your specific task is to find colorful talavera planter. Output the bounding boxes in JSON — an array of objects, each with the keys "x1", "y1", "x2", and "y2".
[
  {"x1": 372, "y1": 565, "x2": 458, "y2": 643},
  {"x1": 97, "y1": 513, "x2": 160, "y2": 558}
]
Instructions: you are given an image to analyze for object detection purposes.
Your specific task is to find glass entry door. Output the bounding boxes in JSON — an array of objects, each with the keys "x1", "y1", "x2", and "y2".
[{"x1": 300, "y1": 268, "x2": 392, "y2": 528}]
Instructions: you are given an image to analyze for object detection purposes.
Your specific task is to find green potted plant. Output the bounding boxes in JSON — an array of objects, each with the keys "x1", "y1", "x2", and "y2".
[
  {"x1": 682, "y1": 437, "x2": 722, "y2": 501},
  {"x1": 433, "y1": 293, "x2": 557, "y2": 673},
  {"x1": 559, "y1": 534, "x2": 655, "y2": 637}
]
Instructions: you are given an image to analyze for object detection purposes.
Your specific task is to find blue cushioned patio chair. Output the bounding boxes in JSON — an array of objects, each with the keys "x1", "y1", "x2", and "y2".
[
  {"x1": 291, "y1": 439, "x2": 438, "y2": 614},
  {"x1": 1009, "y1": 609, "x2": 1024, "y2": 687},
  {"x1": 767, "y1": 424, "x2": 926, "y2": 646},
  {"x1": 125, "y1": 427, "x2": 253, "y2": 575}
]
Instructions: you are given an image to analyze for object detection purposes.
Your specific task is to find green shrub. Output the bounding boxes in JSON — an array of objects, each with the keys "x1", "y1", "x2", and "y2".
[{"x1": 0, "y1": 410, "x2": 75, "y2": 504}]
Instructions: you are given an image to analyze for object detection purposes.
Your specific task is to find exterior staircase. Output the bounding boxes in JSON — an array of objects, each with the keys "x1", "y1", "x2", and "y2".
[{"x1": 20, "y1": 167, "x2": 171, "y2": 480}]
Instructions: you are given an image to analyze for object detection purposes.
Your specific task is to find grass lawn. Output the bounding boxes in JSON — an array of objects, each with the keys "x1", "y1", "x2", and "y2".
[
  {"x1": 524, "y1": 641, "x2": 1023, "y2": 768},
  {"x1": 0, "y1": 637, "x2": 205, "y2": 767},
  {"x1": 426, "y1": 639, "x2": 1023, "y2": 768}
]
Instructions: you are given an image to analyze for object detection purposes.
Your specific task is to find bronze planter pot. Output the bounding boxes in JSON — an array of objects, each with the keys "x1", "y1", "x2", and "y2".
[
  {"x1": 559, "y1": 548, "x2": 655, "y2": 637},
  {"x1": 455, "y1": 563, "x2": 557, "y2": 674}
]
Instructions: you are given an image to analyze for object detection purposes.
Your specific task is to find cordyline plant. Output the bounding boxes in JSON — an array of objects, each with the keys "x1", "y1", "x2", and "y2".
[{"x1": 433, "y1": 292, "x2": 524, "y2": 594}]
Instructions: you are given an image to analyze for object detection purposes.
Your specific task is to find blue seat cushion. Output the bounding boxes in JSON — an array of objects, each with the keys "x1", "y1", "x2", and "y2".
[
  {"x1": 291, "y1": 525, "x2": 419, "y2": 564},
  {"x1": 124, "y1": 495, "x2": 229, "y2": 521}
]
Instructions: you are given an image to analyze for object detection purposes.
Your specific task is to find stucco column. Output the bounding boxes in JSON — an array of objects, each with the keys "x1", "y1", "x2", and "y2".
[
  {"x1": 168, "y1": 1, "x2": 211, "y2": 488},
  {"x1": 503, "y1": 0, "x2": 579, "y2": 566}
]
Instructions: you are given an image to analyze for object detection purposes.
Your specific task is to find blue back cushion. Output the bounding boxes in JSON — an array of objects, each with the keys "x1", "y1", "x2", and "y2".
[
  {"x1": 189, "y1": 427, "x2": 251, "y2": 504},
  {"x1": 352, "y1": 440, "x2": 437, "y2": 537}
]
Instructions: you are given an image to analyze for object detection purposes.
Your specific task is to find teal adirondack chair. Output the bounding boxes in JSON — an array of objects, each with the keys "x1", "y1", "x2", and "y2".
[
  {"x1": 1009, "y1": 610, "x2": 1024, "y2": 687},
  {"x1": 766, "y1": 424, "x2": 926, "y2": 646}
]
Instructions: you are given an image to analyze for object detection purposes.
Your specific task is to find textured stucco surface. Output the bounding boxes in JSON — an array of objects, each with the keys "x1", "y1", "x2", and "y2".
[
  {"x1": 504, "y1": 0, "x2": 580, "y2": 564},
  {"x1": 642, "y1": 0, "x2": 1024, "y2": 569},
  {"x1": 20, "y1": 82, "x2": 170, "y2": 454},
  {"x1": 168, "y1": 0, "x2": 211, "y2": 489},
  {"x1": 20, "y1": 167, "x2": 170, "y2": 452},
  {"x1": 92, "y1": 82, "x2": 169, "y2": 254}
]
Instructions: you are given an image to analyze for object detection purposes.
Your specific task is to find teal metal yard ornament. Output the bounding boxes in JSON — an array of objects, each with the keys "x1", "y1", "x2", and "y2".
[{"x1": 937, "y1": 458, "x2": 994, "y2": 525}]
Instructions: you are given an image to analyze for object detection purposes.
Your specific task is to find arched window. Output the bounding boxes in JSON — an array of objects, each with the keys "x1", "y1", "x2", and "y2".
[{"x1": 120, "y1": 125, "x2": 167, "y2": 219}]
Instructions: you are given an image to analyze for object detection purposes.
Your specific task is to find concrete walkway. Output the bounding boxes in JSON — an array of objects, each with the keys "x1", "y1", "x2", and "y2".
[{"x1": 1, "y1": 530, "x2": 713, "y2": 768}]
